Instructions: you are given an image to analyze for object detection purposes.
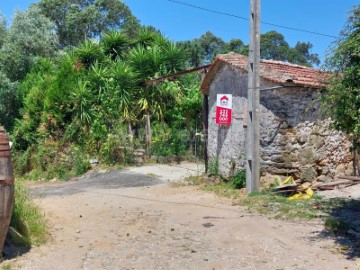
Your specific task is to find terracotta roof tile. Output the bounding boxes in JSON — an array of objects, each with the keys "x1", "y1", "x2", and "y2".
[{"x1": 201, "y1": 53, "x2": 330, "y2": 94}]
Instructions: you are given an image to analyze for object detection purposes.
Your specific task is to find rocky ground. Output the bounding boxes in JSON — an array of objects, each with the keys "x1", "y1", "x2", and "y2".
[{"x1": 2, "y1": 162, "x2": 360, "y2": 270}]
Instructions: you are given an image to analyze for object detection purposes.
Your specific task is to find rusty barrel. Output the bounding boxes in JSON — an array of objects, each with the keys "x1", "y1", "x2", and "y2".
[{"x1": 0, "y1": 126, "x2": 14, "y2": 255}]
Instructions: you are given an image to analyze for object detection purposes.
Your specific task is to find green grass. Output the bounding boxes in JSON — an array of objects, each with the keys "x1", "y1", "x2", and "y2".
[
  {"x1": 240, "y1": 191, "x2": 322, "y2": 220},
  {"x1": 324, "y1": 217, "x2": 351, "y2": 235},
  {"x1": 10, "y1": 181, "x2": 48, "y2": 246},
  {"x1": 1, "y1": 263, "x2": 12, "y2": 270},
  {"x1": 186, "y1": 175, "x2": 245, "y2": 200},
  {"x1": 185, "y1": 175, "x2": 348, "y2": 221}
]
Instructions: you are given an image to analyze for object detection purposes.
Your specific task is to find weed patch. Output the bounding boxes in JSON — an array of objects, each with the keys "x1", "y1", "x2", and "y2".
[{"x1": 10, "y1": 181, "x2": 47, "y2": 246}]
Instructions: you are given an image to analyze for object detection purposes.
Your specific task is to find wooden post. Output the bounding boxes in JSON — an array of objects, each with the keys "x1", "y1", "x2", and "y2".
[
  {"x1": 246, "y1": 0, "x2": 261, "y2": 193},
  {"x1": 0, "y1": 127, "x2": 14, "y2": 257}
]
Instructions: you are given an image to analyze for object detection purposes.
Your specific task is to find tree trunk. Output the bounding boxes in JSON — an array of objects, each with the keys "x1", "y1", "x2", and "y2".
[{"x1": 145, "y1": 111, "x2": 151, "y2": 157}]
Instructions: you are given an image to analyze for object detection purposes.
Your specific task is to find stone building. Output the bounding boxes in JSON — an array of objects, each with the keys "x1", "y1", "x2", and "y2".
[{"x1": 201, "y1": 53, "x2": 353, "y2": 183}]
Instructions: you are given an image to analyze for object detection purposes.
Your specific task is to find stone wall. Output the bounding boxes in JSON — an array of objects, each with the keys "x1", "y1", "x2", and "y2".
[
  {"x1": 206, "y1": 64, "x2": 353, "y2": 182},
  {"x1": 261, "y1": 120, "x2": 353, "y2": 183}
]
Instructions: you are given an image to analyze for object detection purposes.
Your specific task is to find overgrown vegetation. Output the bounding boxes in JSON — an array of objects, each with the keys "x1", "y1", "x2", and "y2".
[
  {"x1": 10, "y1": 181, "x2": 47, "y2": 246},
  {"x1": 322, "y1": 4, "x2": 360, "y2": 175}
]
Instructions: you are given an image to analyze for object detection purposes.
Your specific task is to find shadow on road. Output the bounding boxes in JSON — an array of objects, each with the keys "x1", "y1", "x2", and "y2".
[
  {"x1": 2, "y1": 242, "x2": 30, "y2": 261},
  {"x1": 317, "y1": 198, "x2": 360, "y2": 259}
]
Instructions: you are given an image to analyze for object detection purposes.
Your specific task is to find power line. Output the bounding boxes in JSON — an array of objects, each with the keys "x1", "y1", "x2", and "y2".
[{"x1": 166, "y1": 0, "x2": 337, "y2": 39}]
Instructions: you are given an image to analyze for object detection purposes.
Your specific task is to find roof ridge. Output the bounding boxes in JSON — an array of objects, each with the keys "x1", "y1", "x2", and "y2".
[
  {"x1": 201, "y1": 53, "x2": 330, "y2": 93},
  {"x1": 261, "y1": 59, "x2": 320, "y2": 70},
  {"x1": 219, "y1": 53, "x2": 322, "y2": 71}
]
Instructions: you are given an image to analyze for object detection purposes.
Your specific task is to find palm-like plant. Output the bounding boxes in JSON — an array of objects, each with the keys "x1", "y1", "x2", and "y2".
[
  {"x1": 89, "y1": 61, "x2": 110, "y2": 101},
  {"x1": 134, "y1": 27, "x2": 159, "y2": 48},
  {"x1": 127, "y1": 33, "x2": 187, "y2": 156},
  {"x1": 70, "y1": 80, "x2": 93, "y2": 128},
  {"x1": 75, "y1": 39, "x2": 104, "y2": 69},
  {"x1": 109, "y1": 60, "x2": 137, "y2": 123},
  {"x1": 162, "y1": 41, "x2": 186, "y2": 73},
  {"x1": 128, "y1": 44, "x2": 164, "y2": 82},
  {"x1": 101, "y1": 31, "x2": 130, "y2": 60}
]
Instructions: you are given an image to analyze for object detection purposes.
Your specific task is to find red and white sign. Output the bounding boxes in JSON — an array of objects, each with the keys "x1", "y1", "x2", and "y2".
[{"x1": 216, "y1": 94, "x2": 232, "y2": 124}]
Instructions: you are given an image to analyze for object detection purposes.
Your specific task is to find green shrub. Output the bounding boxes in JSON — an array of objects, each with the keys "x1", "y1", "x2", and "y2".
[
  {"x1": 71, "y1": 146, "x2": 90, "y2": 175},
  {"x1": 100, "y1": 133, "x2": 134, "y2": 165},
  {"x1": 152, "y1": 132, "x2": 172, "y2": 157},
  {"x1": 229, "y1": 169, "x2": 246, "y2": 189},
  {"x1": 170, "y1": 130, "x2": 188, "y2": 158},
  {"x1": 151, "y1": 124, "x2": 190, "y2": 159},
  {"x1": 13, "y1": 147, "x2": 33, "y2": 175}
]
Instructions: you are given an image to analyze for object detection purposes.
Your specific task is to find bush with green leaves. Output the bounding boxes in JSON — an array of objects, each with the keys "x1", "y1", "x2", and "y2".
[
  {"x1": 152, "y1": 128, "x2": 190, "y2": 159},
  {"x1": 323, "y1": 4, "x2": 360, "y2": 175},
  {"x1": 71, "y1": 146, "x2": 90, "y2": 176},
  {"x1": 229, "y1": 170, "x2": 246, "y2": 189},
  {"x1": 100, "y1": 133, "x2": 130, "y2": 165}
]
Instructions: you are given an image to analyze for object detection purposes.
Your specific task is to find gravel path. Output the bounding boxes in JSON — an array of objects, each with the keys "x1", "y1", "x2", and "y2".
[{"x1": 3, "y1": 163, "x2": 359, "y2": 270}]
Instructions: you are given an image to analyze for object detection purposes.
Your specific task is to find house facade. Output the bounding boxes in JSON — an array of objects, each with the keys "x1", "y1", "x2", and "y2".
[{"x1": 201, "y1": 53, "x2": 353, "y2": 183}]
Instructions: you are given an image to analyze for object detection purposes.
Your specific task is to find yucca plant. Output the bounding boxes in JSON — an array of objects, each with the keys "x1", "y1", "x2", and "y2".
[
  {"x1": 162, "y1": 41, "x2": 187, "y2": 73},
  {"x1": 134, "y1": 27, "x2": 159, "y2": 48},
  {"x1": 88, "y1": 61, "x2": 110, "y2": 101},
  {"x1": 101, "y1": 31, "x2": 130, "y2": 60},
  {"x1": 109, "y1": 60, "x2": 137, "y2": 124},
  {"x1": 75, "y1": 39, "x2": 104, "y2": 69},
  {"x1": 70, "y1": 80, "x2": 93, "y2": 128}
]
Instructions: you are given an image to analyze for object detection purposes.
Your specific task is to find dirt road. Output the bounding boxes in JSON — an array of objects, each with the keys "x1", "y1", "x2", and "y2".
[{"x1": 4, "y1": 163, "x2": 359, "y2": 269}]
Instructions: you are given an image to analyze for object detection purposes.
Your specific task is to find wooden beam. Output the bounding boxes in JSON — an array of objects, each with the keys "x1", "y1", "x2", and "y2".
[{"x1": 145, "y1": 64, "x2": 211, "y2": 86}]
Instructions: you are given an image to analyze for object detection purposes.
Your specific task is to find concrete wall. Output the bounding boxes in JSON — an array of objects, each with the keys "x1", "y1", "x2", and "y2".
[
  {"x1": 207, "y1": 65, "x2": 248, "y2": 175},
  {"x1": 207, "y1": 65, "x2": 353, "y2": 182}
]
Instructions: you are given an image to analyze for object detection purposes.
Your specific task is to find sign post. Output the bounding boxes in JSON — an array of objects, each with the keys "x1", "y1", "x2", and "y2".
[{"x1": 216, "y1": 94, "x2": 232, "y2": 125}]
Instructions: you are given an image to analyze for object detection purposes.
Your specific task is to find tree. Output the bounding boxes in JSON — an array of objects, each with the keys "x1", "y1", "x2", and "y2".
[
  {"x1": 198, "y1": 32, "x2": 226, "y2": 64},
  {"x1": 288, "y1": 42, "x2": 320, "y2": 66},
  {"x1": 178, "y1": 39, "x2": 204, "y2": 67},
  {"x1": 260, "y1": 31, "x2": 291, "y2": 61},
  {"x1": 260, "y1": 31, "x2": 319, "y2": 67},
  {"x1": 128, "y1": 31, "x2": 187, "y2": 156},
  {"x1": 226, "y1": 38, "x2": 248, "y2": 55},
  {"x1": 0, "y1": 6, "x2": 58, "y2": 81},
  {"x1": 0, "y1": 7, "x2": 58, "y2": 131},
  {"x1": 323, "y1": 5, "x2": 360, "y2": 175},
  {"x1": 12, "y1": 58, "x2": 56, "y2": 149},
  {"x1": 0, "y1": 13, "x2": 6, "y2": 48},
  {"x1": 36, "y1": 0, "x2": 140, "y2": 47},
  {"x1": 0, "y1": 72, "x2": 20, "y2": 131},
  {"x1": 179, "y1": 32, "x2": 230, "y2": 67}
]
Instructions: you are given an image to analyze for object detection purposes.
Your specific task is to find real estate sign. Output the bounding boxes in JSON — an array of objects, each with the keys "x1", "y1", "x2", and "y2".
[{"x1": 216, "y1": 94, "x2": 232, "y2": 124}]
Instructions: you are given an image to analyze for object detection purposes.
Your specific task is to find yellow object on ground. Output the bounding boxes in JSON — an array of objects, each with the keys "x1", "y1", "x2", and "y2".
[
  {"x1": 280, "y1": 176, "x2": 296, "y2": 186},
  {"x1": 288, "y1": 187, "x2": 314, "y2": 200}
]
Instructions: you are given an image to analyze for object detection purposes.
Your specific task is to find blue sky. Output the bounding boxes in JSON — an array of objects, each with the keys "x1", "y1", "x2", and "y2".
[{"x1": 1, "y1": 0, "x2": 358, "y2": 64}]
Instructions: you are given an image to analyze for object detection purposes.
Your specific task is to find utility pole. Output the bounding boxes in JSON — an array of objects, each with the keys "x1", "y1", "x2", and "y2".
[{"x1": 246, "y1": 0, "x2": 261, "y2": 193}]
